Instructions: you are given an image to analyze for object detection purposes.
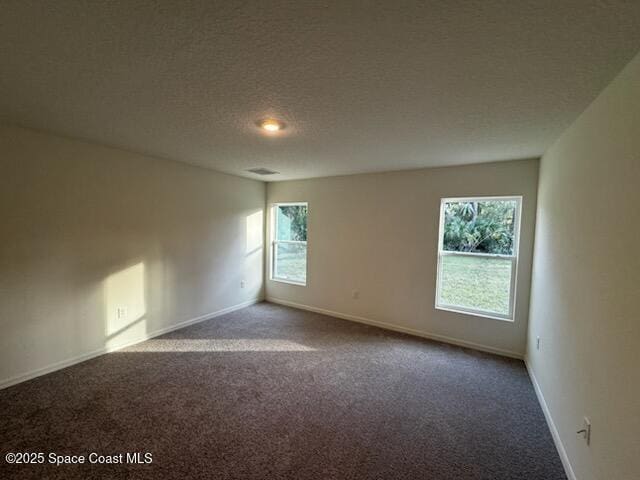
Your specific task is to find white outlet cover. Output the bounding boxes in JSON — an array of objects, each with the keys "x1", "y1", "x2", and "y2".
[{"x1": 584, "y1": 417, "x2": 591, "y2": 445}]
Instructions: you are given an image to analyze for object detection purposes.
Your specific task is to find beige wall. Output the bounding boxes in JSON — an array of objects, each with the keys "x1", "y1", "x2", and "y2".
[
  {"x1": 527, "y1": 52, "x2": 640, "y2": 480},
  {"x1": 266, "y1": 159, "x2": 539, "y2": 357},
  {"x1": 0, "y1": 125, "x2": 265, "y2": 387}
]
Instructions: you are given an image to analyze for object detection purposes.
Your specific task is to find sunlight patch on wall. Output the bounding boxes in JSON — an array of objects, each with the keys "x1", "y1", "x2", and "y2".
[
  {"x1": 246, "y1": 210, "x2": 263, "y2": 254},
  {"x1": 122, "y1": 339, "x2": 315, "y2": 352},
  {"x1": 105, "y1": 262, "x2": 146, "y2": 347},
  {"x1": 244, "y1": 210, "x2": 264, "y2": 295}
]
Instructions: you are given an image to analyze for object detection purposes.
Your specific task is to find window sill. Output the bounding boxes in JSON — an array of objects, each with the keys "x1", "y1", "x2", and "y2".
[
  {"x1": 435, "y1": 305, "x2": 514, "y2": 323},
  {"x1": 270, "y1": 277, "x2": 306, "y2": 287}
]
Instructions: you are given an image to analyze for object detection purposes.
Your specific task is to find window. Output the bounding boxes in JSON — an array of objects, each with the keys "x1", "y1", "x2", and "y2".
[
  {"x1": 271, "y1": 203, "x2": 308, "y2": 285},
  {"x1": 435, "y1": 197, "x2": 522, "y2": 321}
]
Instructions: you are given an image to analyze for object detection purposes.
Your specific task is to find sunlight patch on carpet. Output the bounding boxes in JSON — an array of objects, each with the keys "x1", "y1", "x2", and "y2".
[{"x1": 121, "y1": 338, "x2": 316, "y2": 352}]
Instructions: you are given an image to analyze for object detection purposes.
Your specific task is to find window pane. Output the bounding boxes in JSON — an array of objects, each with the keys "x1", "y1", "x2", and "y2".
[
  {"x1": 276, "y1": 205, "x2": 307, "y2": 241},
  {"x1": 439, "y1": 255, "x2": 512, "y2": 315},
  {"x1": 442, "y1": 200, "x2": 517, "y2": 255},
  {"x1": 274, "y1": 243, "x2": 307, "y2": 283}
]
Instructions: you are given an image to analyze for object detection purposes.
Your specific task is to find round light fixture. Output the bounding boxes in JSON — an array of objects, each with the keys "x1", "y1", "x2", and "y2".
[{"x1": 259, "y1": 118, "x2": 285, "y2": 132}]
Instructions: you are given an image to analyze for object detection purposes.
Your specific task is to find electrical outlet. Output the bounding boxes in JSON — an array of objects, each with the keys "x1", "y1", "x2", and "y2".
[
  {"x1": 352, "y1": 290, "x2": 359, "y2": 299},
  {"x1": 116, "y1": 307, "x2": 127, "y2": 320},
  {"x1": 577, "y1": 417, "x2": 591, "y2": 445},
  {"x1": 240, "y1": 280, "x2": 245, "y2": 289},
  {"x1": 536, "y1": 336, "x2": 541, "y2": 350}
]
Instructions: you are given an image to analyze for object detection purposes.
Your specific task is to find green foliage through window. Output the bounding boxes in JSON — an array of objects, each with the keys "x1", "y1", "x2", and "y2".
[
  {"x1": 442, "y1": 200, "x2": 517, "y2": 255},
  {"x1": 273, "y1": 203, "x2": 308, "y2": 284},
  {"x1": 276, "y1": 205, "x2": 307, "y2": 241}
]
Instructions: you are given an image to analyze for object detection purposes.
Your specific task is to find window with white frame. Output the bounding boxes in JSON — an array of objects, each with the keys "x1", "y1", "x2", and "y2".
[
  {"x1": 435, "y1": 197, "x2": 522, "y2": 320},
  {"x1": 271, "y1": 203, "x2": 308, "y2": 285}
]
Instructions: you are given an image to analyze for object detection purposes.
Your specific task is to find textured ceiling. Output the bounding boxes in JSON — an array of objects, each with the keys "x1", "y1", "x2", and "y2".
[{"x1": 1, "y1": 1, "x2": 640, "y2": 181}]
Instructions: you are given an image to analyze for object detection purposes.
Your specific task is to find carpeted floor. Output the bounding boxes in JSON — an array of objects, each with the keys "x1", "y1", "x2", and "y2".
[{"x1": 0, "y1": 302, "x2": 566, "y2": 479}]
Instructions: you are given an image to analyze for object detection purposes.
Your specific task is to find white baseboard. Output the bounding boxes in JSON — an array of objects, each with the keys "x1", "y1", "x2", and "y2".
[
  {"x1": 525, "y1": 358, "x2": 576, "y2": 480},
  {"x1": 0, "y1": 297, "x2": 262, "y2": 390},
  {"x1": 266, "y1": 296, "x2": 523, "y2": 359}
]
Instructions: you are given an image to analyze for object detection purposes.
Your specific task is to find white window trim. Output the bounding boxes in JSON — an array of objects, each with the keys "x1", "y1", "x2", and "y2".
[
  {"x1": 435, "y1": 196, "x2": 523, "y2": 322},
  {"x1": 270, "y1": 202, "x2": 308, "y2": 286}
]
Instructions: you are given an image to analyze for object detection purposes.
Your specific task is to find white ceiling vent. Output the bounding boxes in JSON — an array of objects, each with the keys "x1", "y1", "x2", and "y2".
[{"x1": 246, "y1": 168, "x2": 279, "y2": 175}]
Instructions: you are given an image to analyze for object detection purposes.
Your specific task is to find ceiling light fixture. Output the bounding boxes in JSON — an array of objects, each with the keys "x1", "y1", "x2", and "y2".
[{"x1": 259, "y1": 118, "x2": 285, "y2": 132}]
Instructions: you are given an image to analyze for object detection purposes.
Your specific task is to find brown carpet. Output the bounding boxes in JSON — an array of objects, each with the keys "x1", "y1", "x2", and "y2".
[{"x1": 1, "y1": 302, "x2": 566, "y2": 479}]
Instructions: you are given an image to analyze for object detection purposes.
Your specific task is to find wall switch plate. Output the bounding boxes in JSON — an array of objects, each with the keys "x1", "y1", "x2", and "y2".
[
  {"x1": 116, "y1": 307, "x2": 127, "y2": 320},
  {"x1": 352, "y1": 290, "x2": 359, "y2": 299},
  {"x1": 240, "y1": 280, "x2": 245, "y2": 288}
]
